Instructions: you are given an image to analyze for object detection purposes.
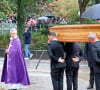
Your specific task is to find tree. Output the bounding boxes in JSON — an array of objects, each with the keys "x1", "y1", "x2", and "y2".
[
  {"x1": 3, "y1": 0, "x2": 49, "y2": 45},
  {"x1": 17, "y1": 0, "x2": 49, "y2": 45},
  {"x1": 17, "y1": 0, "x2": 38, "y2": 44},
  {"x1": 0, "y1": 0, "x2": 13, "y2": 19},
  {"x1": 45, "y1": 0, "x2": 79, "y2": 22},
  {"x1": 7, "y1": 0, "x2": 17, "y2": 13},
  {"x1": 17, "y1": 0, "x2": 25, "y2": 45},
  {"x1": 78, "y1": 0, "x2": 90, "y2": 24},
  {"x1": 25, "y1": 0, "x2": 55, "y2": 16}
]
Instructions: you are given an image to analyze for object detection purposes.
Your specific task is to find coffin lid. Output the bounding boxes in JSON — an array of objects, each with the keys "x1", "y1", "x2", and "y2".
[{"x1": 49, "y1": 24, "x2": 100, "y2": 42}]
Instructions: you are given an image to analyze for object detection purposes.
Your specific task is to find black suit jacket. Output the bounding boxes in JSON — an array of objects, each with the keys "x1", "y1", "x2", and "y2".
[
  {"x1": 47, "y1": 40, "x2": 66, "y2": 69},
  {"x1": 84, "y1": 43, "x2": 94, "y2": 67},
  {"x1": 92, "y1": 41, "x2": 100, "y2": 74},
  {"x1": 64, "y1": 43, "x2": 83, "y2": 68}
]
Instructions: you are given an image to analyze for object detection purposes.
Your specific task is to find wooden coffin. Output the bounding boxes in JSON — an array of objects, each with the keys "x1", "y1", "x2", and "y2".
[{"x1": 49, "y1": 24, "x2": 100, "y2": 42}]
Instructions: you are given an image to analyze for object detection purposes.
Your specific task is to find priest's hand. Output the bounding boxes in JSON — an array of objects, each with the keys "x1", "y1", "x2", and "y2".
[
  {"x1": 72, "y1": 56, "x2": 79, "y2": 62},
  {"x1": 5, "y1": 49, "x2": 9, "y2": 54},
  {"x1": 58, "y1": 57, "x2": 65, "y2": 63}
]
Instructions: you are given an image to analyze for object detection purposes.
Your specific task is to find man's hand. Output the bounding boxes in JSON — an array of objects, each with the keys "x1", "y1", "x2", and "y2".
[
  {"x1": 72, "y1": 56, "x2": 79, "y2": 62},
  {"x1": 5, "y1": 49, "x2": 9, "y2": 54},
  {"x1": 58, "y1": 57, "x2": 65, "y2": 63}
]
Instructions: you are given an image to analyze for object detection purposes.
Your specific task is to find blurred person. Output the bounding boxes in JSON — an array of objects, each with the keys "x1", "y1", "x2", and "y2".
[
  {"x1": 1, "y1": 20, "x2": 5, "y2": 23},
  {"x1": 47, "y1": 32, "x2": 66, "y2": 90},
  {"x1": 84, "y1": 42, "x2": 95, "y2": 89},
  {"x1": 11, "y1": 17, "x2": 16, "y2": 23},
  {"x1": 23, "y1": 26, "x2": 33, "y2": 60},
  {"x1": 1, "y1": 28, "x2": 30, "y2": 90},
  {"x1": 60, "y1": 17, "x2": 67, "y2": 24},
  {"x1": 8, "y1": 19, "x2": 12, "y2": 23},
  {"x1": 88, "y1": 32, "x2": 100, "y2": 90}
]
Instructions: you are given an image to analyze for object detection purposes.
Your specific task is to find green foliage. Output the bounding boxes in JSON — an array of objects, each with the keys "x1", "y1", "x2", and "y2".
[
  {"x1": 30, "y1": 27, "x2": 49, "y2": 50},
  {"x1": 7, "y1": 0, "x2": 17, "y2": 13},
  {"x1": 67, "y1": 8, "x2": 79, "y2": 23},
  {"x1": 0, "y1": 31, "x2": 48, "y2": 50},
  {"x1": 40, "y1": 29, "x2": 49, "y2": 35},
  {"x1": 39, "y1": 26, "x2": 49, "y2": 35},
  {"x1": 46, "y1": 0, "x2": 55, "y2": 4},
  {"x1": 24, "y1": 0, "x2": 55, "y2": 16},
  {"x1": 0, "y1": 34, "x2": 10, "y2": 48},
  {"x1": 0, "y1": 12, "x2": 6, "y2": 19},
  {"x1": 85, "y1": 20, "x2": 100, "y2": 24},
  {"x1": 30, "y1": 32, "x2": 48, "y2": 50},
  {"x1": 0, "y1": 0, "x2": 40, "y2": 19},
  {"x1": 0, "y1": 0, "x2": 13, "y2": 18},
  {"x1": 17, "y1": 0, "x2": 26, "y2": 46}
]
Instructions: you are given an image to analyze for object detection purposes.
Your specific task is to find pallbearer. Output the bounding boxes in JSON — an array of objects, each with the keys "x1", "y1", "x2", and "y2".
[
  {"x1": 1, "y1": 28, "x2": 30, "y2": 90},
  {"x1": 47, "y1": 32, "x2": 66, "y2": 90},
  {"x1": 88, "y1": 32, "x2": 100, "y2": 90},
  {"x1": 84, "y1": 42, "x2": 95, "y2": 89},
  {"x1": 64, "y1": 42, "x2": 83, "y2": 90}
]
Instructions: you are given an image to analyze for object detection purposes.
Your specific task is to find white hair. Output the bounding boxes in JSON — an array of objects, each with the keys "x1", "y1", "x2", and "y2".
[
  {"x1": 88, "y1": 32, "x2": 97, "y2": 38},
  {"x1": 10, "y1": 28, "x2": 17, "y2": 34}
]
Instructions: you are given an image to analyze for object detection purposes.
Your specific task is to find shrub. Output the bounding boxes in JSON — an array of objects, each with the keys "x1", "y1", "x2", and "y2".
[
  {"x1": 0, "y1": 32, "x2": 48, "y2": 50},
  {"x1": 40, "y1": 26, "x2": 49, "y2": 35},
  {"x1": 0, "y1": 34, "x2": 10, "y2": 48},
  {"x1": 30, "y1": 32, "x2": 48, "y2": 50},
  {"x1": 85, "y1": 20, "x2": 99, "y2": 24}
]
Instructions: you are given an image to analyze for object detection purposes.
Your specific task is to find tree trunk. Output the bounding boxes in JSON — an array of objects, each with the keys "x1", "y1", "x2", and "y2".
[
  {"x1": 17, "y1": 0, "x2": 25, "y2": 46},
  {"x1": 78, "y1": 0, "x2": 90, "y2": 24},
  {"x1": 79, "y1": 7, "x2": 86, "y2": 24}
]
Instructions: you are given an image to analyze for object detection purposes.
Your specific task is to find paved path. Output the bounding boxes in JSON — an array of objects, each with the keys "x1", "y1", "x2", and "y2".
[{"x1": 0, "y1": 58, "x2": 96, "y2": 90}]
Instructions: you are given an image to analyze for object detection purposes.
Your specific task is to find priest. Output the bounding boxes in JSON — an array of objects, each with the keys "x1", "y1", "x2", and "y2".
[{"x1": 1, "y1": 28, "x2": 30, "y2": 90}]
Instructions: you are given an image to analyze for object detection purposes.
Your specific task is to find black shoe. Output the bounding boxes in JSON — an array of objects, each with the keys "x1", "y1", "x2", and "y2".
[{"x1": 87, "y1": 85, "x2": 93, "y2": 89}]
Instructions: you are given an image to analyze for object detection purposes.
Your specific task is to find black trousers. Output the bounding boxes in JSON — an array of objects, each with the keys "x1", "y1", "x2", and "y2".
[
  {"x1": 51, "y1": 67, "x2": 65, "y2": 90},
  {"x1": 66, "y1": 67, "x2": 79, "y2": 90},
  {"x1": 95, "y1": 73, "x2": 100, "y2": 90},
  {"x1": 89, "y1": 67, "x2": 94, "y2": 87}
]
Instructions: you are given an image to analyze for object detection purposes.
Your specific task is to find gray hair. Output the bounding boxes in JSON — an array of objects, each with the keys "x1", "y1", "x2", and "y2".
[
  {"x1": 10, "y1": 28, "x2": 17, "y2": 34},
  {"x1": 88, "y1": 32, "x2": 97, "y2": 38}
]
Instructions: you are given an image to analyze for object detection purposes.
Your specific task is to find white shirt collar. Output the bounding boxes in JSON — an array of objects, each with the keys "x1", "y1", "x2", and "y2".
[{"x1": 10, "y1": 35, "x2": 17, "y2": 41}]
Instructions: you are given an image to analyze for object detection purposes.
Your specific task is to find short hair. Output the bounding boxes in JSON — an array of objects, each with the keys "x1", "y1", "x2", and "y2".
[
  {"x1": 10, "y1": 28, "x2": 17, "y2": 34},
  {"x1": 88, "y1": 32, "x2": 97, "y2": 38},
  {"x1": 48, "y1": 32, "x2": 56, "y2": 37}
]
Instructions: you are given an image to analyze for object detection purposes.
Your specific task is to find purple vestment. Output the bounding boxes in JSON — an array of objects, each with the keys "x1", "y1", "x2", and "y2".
[{"x1": 1, "y1": 37, "x2": 30, "y2": 85}]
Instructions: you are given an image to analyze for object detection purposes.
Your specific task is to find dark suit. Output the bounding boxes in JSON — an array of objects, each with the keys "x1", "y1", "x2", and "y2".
[
  {"x1": 47, "y1": 40, "x2": 66, "y2": 90},
  {"x1": 64, "y1": 43, "x2": 83, "y2": 90},
  {"x1": 84, "y1": 43, "x2": 94, "y2": 87},
  {"x1": 92, "y1": 41, "x2": 100, "y2": 90}
]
